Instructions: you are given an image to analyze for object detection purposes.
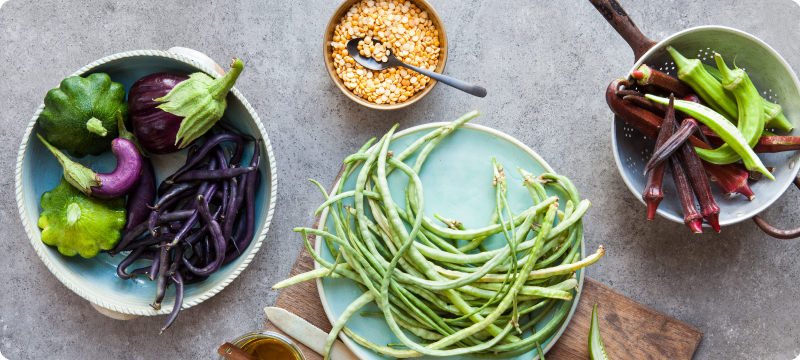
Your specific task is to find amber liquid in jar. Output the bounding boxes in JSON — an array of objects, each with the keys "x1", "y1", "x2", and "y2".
[{"x1": 239, "y1": 338, "x2": 299, "y2": 360}]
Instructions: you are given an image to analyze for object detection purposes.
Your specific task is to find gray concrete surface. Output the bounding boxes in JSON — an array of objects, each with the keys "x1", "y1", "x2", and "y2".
[{"x1": 1, "y1": 0, "x2": 799, "y2": 359}]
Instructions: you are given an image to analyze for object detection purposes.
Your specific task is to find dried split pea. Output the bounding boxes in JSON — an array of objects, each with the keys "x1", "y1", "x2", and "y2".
[{"x1": 330, "y1": 0, "x2": 441, "y2": 104}]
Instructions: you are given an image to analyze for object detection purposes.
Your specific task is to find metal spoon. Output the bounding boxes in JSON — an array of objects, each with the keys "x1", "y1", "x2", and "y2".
[{"x1": 346, "y1": 37, "x2": 487, "y2": 97}]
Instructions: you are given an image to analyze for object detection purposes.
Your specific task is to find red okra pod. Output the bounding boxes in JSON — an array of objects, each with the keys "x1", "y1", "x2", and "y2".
[
  {"x1": 621, "y1": 94, "x2": 667, "y2": 115},
  {"x1": 678, "y1": 140, "x2": 722, "y2": 232},
  {"x1": 703, "y1": 161, "x2": 756, "y2": 200},
  {"x1": 606, "y1": 78, "x2": 759, "y2": 201},
  {"x1": 683, "y1": 94, "x2": 701, "y2": 103},
  {"x1": 753, "y1": 137, "x2": 800, "y2": 153},
  {"x1": 612, "y1": 80, "x2": 799, "y2": 154},
  {"x1": 606, "y1": 79, "x2": 661, "y2": 138},
  {"x1": 642, "y1": 94, "x2": 677, "y2": 219},
  {"x1": 615, "y1": 89, "x2": 644, "y2": 98},
  {"x1": 702, "y1": 128, "x2": 800, "y2": 153},
  {"x1": 622, "y1": 94, "x2": 698, "y2": 125},
  {"x1": 669, "y1": 158, "x2": 704, "y2": 233},
  {"x1": 644, "y1": 118, "x2": 699, "y2": 175},
  {"x1": 632, "y1": 65, "x2": 694, "y2": 98}
]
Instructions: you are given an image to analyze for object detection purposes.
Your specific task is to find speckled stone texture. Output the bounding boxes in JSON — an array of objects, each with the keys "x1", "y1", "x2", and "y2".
[{"x1": 1, "y1": 0, "x2": 800, "y2": 359}]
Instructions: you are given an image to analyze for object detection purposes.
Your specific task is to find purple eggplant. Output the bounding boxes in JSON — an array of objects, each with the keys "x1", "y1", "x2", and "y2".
[
  {"x1": 127, "y1": 58, "x2": 244, "y2": 154},
  {"x1": 37, "y1": 134, "x2": 142, "y2": 199}
]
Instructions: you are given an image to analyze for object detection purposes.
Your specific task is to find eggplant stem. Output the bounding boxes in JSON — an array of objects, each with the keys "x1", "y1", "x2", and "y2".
[
  {"x1": 36, "y1": 133, "x2": 101, "y2": 195},
  {"x1": 209, "y1": 58, "x2": 244, "y2": 101}
]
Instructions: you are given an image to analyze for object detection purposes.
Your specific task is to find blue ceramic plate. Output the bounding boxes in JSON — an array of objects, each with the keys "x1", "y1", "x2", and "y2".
[
  {"x1": 15, "y1": 50, "x2": 278, "y2": 316},
  {"x1": 314, "y1": 123, "x2": 585, "y2": 360}
]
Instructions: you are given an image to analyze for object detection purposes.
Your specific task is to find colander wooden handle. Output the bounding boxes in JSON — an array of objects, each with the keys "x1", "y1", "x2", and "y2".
[
  {"x1": 587, "y1": 0, "x2": 658, "y2": 62},
  {"x1": 752, "y1": 177, "x2": 800, "y2": 239}
]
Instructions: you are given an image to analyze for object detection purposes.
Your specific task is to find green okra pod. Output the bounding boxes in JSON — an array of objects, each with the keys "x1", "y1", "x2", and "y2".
[
  {"x1": 646, "y1": 94, "x2": 775, "y2": 180},
  {"x1": 703, "y1": 53, "x2": 765, "y2": 161},
  {"x1": 589, "y1": 304, "x2": 611, "y2": 360},
  {"x1": 704, "y1": 63, "x2": 794, "y2": 132},
  {"x1": 668, "y1": 46, "x2": 738, "y2": 121}
]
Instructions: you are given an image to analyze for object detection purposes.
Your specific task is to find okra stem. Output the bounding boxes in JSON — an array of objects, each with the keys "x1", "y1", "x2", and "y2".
[{"x1": 632, "y1": 64, "x2": 694, "y2": 98}]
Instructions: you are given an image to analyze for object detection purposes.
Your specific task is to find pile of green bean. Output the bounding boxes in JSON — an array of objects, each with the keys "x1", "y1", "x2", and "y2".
[{"x1": 273, "y1": 110, "x2": 604, "y2": 359}]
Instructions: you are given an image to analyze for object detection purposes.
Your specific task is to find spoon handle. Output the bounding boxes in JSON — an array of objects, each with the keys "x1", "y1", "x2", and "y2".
[
  {"x1": 402, "y1": 64, "x2": 487, "y2": 98},
  {"x1": 218, "y1": 342, "x2": 255, "y2": 360}
]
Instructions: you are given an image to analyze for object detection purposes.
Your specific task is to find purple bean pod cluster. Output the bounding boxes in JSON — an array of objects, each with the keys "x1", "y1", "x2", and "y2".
[{"x1": 111, "y1": 130, "x2": 261, "y2": 333}]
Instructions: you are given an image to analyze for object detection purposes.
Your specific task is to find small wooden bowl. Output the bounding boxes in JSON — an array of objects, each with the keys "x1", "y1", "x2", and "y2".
[{"x1": 323, "y1": 0, "x2": 448, "y2": 110}]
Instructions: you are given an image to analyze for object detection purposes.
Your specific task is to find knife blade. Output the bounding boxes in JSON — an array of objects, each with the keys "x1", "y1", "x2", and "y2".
[{"x1": 265, "y1": 307, "x2": 360, "y2": 360}]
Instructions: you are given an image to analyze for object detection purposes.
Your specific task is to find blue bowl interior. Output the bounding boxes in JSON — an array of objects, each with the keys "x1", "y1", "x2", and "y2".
[
  {"x1": 22, "y1": 55, "x2": 271, "y2": 313},
  {"x1": 318, "y1": 125, "x2": 583, "y2": 360}
]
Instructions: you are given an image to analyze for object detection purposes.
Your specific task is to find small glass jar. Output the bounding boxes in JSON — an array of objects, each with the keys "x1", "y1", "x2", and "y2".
[{"x1": 218, "y1": 331, "x2": 305, "y2": 360}]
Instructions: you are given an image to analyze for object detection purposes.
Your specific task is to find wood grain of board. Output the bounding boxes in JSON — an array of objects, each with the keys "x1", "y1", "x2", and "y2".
[
  {"x1": 264, "y1": 238, "x2": 703, "y2": 360},
  {"x1": 264, "y1": 171, "x2": 703, "y2": 360}
]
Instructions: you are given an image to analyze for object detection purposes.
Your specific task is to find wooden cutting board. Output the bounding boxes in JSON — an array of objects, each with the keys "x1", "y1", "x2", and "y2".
[{"x1": 264, "y1": 171, "x2": 703, "y2": 360}]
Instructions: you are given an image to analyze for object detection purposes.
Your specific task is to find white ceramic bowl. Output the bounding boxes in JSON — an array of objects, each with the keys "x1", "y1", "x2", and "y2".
[{"x1": 14, "y1": 49, "x2": 278, "y2": 317}]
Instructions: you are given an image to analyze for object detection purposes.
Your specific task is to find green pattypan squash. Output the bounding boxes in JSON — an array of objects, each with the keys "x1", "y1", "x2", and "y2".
[
  {"x1": 39, "y1": 73, "x2": 129, "y2": 158},
  {"x1": 38, "y1": 177, "x2": 126, "y2": 258}
]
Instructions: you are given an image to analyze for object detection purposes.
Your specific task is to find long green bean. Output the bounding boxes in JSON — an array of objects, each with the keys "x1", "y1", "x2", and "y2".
[{"x1": 273, "y1": 111, "x2": 602, "y2": 359}]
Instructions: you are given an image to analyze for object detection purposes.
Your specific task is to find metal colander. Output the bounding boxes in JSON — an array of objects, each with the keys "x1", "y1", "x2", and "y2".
[{"x1": 590, "y1": 0, "x2": 800, "y2": 233}]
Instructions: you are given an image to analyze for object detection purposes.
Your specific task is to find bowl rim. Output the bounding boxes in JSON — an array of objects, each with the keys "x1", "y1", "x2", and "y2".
[
  {"x1": 218, "y1": 331, "x2": 306, "y2": 360},
  {"x1": 322, "y1": 0, "x2": 449, "y2": 110},
  {"x1": 13, "y1": 49, "x2": 279, "y2": 316},
  {"x1": 313, "y1": 122, "x2": 585, "y2": 360},
  {"x1": 611, "y1": 25, "x2": 800, "y2": 227}
]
